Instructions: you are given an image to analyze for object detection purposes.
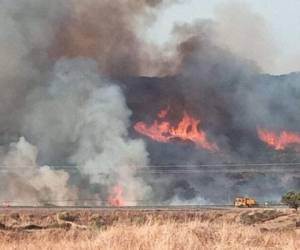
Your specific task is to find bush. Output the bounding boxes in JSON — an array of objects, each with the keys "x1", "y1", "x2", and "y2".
[
  {"x1": 282, "y1": 192, "x2": 300, "y2": 211},
  {"x1": 10, "y1": 213, "x2": 20, "y2": 220},
  {"x1": 57, "y1": 212, "x2": 76, "y2": 222},
  {"x1": 89, "y1": 215, "x2": 106, "y2": 230}
]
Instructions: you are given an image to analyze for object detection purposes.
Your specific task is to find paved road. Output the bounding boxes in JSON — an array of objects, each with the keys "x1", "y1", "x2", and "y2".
[{"x1": 0, "y1": 204, "x2": 287, "y2": 213}]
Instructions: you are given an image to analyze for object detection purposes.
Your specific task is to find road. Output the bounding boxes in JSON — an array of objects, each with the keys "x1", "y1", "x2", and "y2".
[{"x1": 0, "y1": 204, "x2": 287, "y2": 213}]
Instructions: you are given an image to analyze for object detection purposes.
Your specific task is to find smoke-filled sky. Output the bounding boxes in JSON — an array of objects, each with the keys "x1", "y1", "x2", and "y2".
[
  {"x1": 0, "y1": 0, "x2": 299, "y2": 206},
  {"x1": 147, "y1": 0, "x2": 300, "y2": 74}
]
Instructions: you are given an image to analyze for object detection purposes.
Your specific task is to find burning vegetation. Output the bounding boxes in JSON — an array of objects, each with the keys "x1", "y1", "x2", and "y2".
[
  {"x1": 108, "y1": 185, "x2": 126, "y2": 207},
  {"x1": 257, "y1": 127, "x2": 300, "y2": 151},
  {"x1": 0, "y1": 0, "x2": 299, "y2": 207},
  {"x1": 134, "y1": 108, "x2": 219, "y2": 152}
]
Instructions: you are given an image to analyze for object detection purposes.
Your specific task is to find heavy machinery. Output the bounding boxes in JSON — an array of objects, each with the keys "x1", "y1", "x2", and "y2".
[{"x1": 234, "y1": 197, "x2": 257, "y2": 208}]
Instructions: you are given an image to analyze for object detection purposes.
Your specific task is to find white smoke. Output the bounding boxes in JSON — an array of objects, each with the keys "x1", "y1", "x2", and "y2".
[
  {"x1": 0, "y1": 137, "x2": 77, "y2": 206},
  {"x1": 23, "y1": 58, "x2": 151, "y2": 205}
]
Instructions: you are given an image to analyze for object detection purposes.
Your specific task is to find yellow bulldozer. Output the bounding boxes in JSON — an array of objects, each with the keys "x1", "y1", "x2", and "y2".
[{"x1": 234, "y1": 197, "x2": 257, "y2": 208}]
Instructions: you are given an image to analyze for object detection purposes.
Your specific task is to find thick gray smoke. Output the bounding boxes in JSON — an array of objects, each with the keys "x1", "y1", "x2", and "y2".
[
  {"x1": 125, "y1": 12, "x2": 300, "y2": 204},
  {"x1": 0, "y1": 0, "x2": 154, "y2": 205},
  {"x1": 1, "y1": 56, "x2": 151, "y2": 206},
  {"x1": 23, "y1": 58, "x2": 150, "y2": 205},
  {"x1": 0, "y1": 0, "x2": 299, "y2": 206},
  {"x1": 52, "y1": 0, "x2": 176, "y2": 77},
  {"x1": 0, "y1": 0, "x2": 69, "y2": 141}
]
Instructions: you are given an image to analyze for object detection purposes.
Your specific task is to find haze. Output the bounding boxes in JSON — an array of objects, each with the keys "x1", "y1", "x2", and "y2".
[{"x1": 147, "y1": 0, "x2": 300, "y2": 74}]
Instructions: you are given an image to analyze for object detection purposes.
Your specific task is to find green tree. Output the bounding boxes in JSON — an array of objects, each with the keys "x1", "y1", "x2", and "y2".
[{"x1": 282, "y1": 192, "x2": 300, "y2": 211}]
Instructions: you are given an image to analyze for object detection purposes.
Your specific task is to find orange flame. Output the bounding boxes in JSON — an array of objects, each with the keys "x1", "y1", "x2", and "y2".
[
  {"x1": 257, "y1": 127, "x2": 300, "y2": 151},
  {"x1": 134, "y1": 108, "x2": 218, "y2": 151},
  {"x1": 108, "y1": 185, "x2": 125, "y2": 207}
]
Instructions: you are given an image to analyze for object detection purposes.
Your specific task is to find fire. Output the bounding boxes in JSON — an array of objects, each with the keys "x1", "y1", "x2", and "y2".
[
  {"x1": 108, "y1": 185, "x2": 125, "y2": 207},
  {"x1": 257, "y1": 127, "x2": 300, "y2": 151},
  {"x1": 134, "y1": 108, "x2": 218, "y2": 151}
]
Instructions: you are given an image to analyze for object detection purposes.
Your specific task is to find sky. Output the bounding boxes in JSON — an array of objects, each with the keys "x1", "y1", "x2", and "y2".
[{"x1": 147, "y1": 0, "x2": 300, "y2": 74}]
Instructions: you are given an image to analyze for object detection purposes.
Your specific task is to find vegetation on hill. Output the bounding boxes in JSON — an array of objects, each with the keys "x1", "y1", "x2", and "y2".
[{"x1": 282, "y1": 191, "x2": 300, "y2": 211}]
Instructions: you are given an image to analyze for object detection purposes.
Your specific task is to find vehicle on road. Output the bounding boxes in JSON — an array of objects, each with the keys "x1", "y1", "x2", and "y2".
[{"x1": 234, "y1": 197, "x2": 257, "y2": 208}]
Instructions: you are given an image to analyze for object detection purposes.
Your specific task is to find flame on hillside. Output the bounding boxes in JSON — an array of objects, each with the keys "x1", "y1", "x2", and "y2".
[
  {"x1": 257, "y1": 127, "x2": 300, "y2": 151},
  {"x1": 134, "y1": 108, "x2": 219, "y2": 151}
]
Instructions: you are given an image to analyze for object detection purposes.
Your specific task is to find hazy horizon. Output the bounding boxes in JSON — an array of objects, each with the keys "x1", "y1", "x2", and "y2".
[{"x1": 147, "y1": 0, "x2": 300, "y2": 75}]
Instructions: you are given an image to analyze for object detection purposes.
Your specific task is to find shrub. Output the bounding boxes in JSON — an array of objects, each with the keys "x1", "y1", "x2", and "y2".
[
  {"x1": 89, "y1": 214, "x2": 106, "y2": 230},
  {"x1": 10, "y1": 213, "x2": 20, "y2": 220},
  {"x1": 57, "y1": 212, "x2": 76, "y2": 222},
  {"x1": 282, "y1": 192, "x2": 300, "y2": 211}
]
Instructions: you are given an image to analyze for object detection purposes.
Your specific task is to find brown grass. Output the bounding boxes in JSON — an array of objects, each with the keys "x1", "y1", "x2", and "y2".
[
  {"x1": 0, "y1": 209, "x2": 299, "y2": 250},
  {"x1": 0, "y1": 220, "x2": 299, "y2": 250}
]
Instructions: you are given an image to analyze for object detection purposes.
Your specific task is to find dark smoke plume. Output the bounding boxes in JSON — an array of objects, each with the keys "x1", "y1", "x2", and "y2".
[
  {"x1": 51, "y1": 0, "x2": 176, "y2": 77},
  {"x1": 124, "y1": 18, "x2": 300, "y2": 204},
  {"x1": 0, "y1": 0, "x2": 299, "y2": 205}
]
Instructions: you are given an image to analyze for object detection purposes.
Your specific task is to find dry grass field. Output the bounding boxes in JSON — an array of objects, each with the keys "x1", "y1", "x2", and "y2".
[{"x1": 0, "y1": 208, "x2": 299, "y2": 250}]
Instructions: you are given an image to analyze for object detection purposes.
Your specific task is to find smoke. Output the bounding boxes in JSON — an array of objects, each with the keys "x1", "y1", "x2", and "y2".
[
  {"x1": 0, "y1": 0, "x2": 174, "y2": 143},
  {"x1": 0, "y1": 56, "x2": 151, "y2": 205},
  {"x1": 214, "y1": 1, "x2": 278, "y2": 74},
  {"x1": 51, "y1": 0, "x2": 176, "y2": 77},
  {"x1": 0, "y1": 137, "x2": 77, "y2": 206},
  {"x1": 22, "y1": 58, "x2": 151, "y2": 205},
  {"x1": 0, "y1": 0, "x2": 156, "y2": 205},
  {"x1": 0, "y1": 0, "x2": 70, "y2": 141},
  {"x1": 125, "y1": 4, "x2": 300, "y2": 203},
  {"x1": 0, "y1": 0, "x2": 299, "y2": 206}
]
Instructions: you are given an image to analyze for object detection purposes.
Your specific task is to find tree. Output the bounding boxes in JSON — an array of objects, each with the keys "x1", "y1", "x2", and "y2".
[{"x1": 282, "y1": 192, "x2": 300, "y2": 211}]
